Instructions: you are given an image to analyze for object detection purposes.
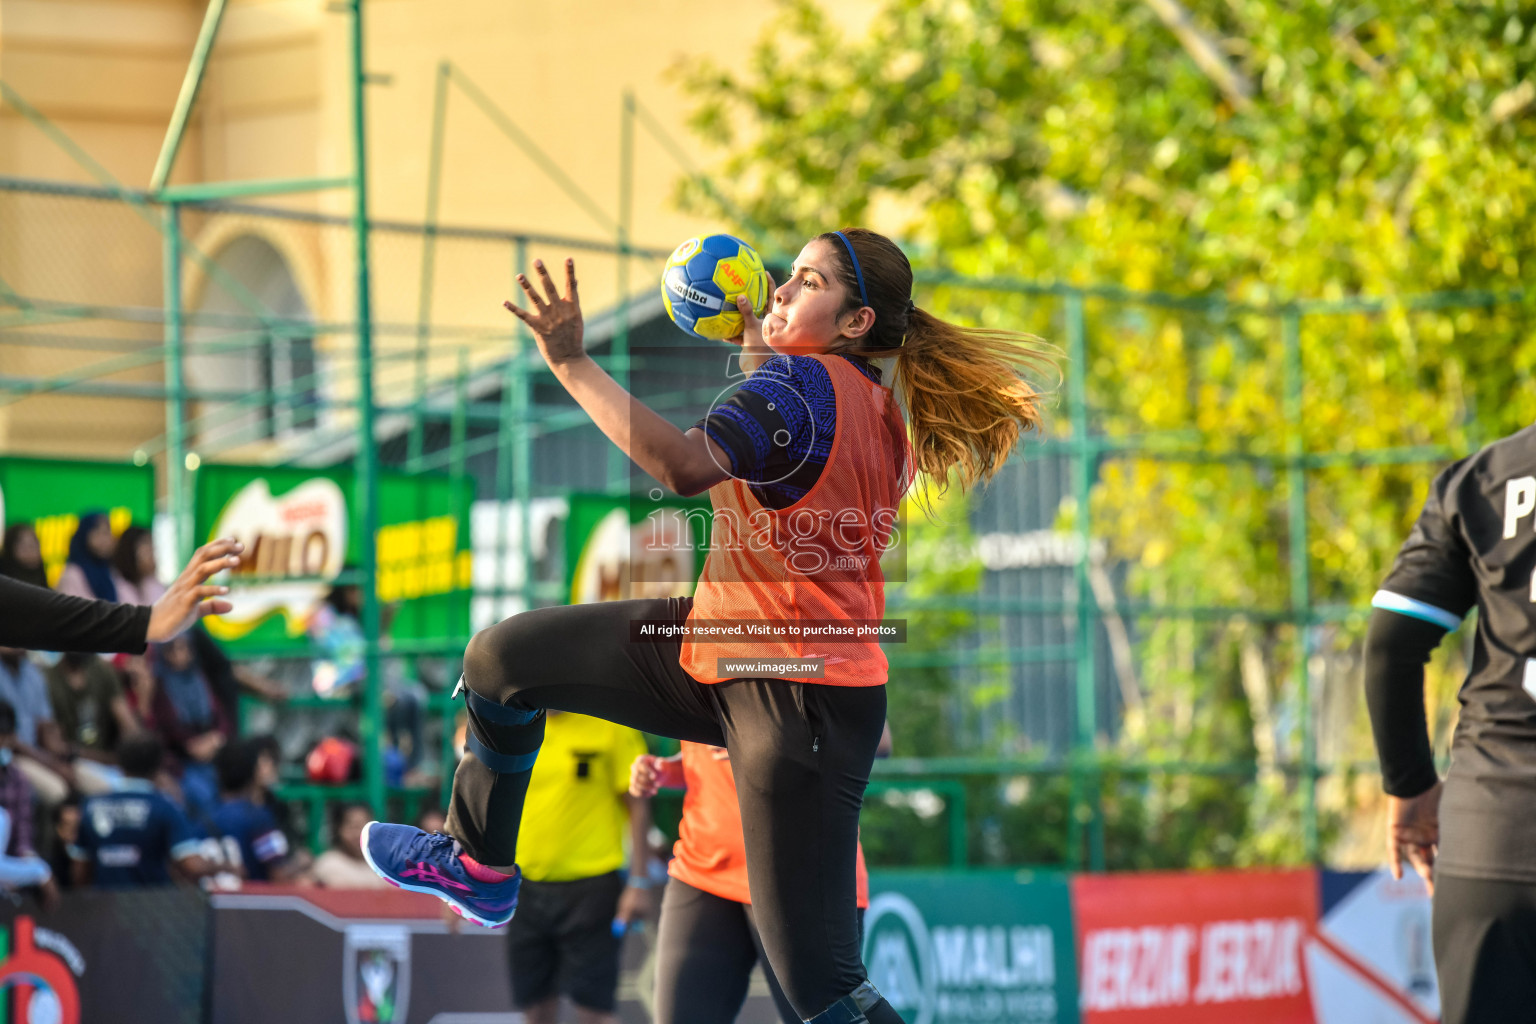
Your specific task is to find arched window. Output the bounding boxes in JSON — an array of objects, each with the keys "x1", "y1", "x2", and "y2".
[{"x1": 188, "y1": 236, "x2": 320, "y2": 446}]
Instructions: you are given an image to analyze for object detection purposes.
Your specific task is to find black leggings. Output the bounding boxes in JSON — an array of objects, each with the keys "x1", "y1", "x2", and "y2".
[
  {"x1": 655, "y1": 877, "x2": 800, "y2": 1024},
  {"x1": 444, "y1": 596, "x2": 900, "y2": 1024},
  {"x1": 1434, "y1": 873, "x2": 1536, "y2": 1024},
  {"x1": 655, "y1": 877, "x2": 869, "y2": 1024}
]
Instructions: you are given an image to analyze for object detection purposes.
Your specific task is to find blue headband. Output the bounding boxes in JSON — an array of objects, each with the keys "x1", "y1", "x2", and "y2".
[{"x1": 832, "y1": 231, "x2": 869, "y2": 308}]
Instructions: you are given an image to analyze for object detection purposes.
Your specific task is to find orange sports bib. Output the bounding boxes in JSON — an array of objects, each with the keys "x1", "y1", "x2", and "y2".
[{"x1": 679, "y1": 354, "x2": 912, "y2": 686}]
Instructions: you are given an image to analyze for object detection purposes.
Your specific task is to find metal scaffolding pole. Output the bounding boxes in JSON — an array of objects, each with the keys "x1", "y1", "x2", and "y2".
[
  {"x1": 512, "y1": 241, "x2": 535, "y2": 607},
  {"x1": 349, "y1": 0, "x2": 386, "y2": 817},
  {"x1": 1065, "y1": 292, "x2": 1105, "y2": 871},
  {"x1": 162, "y1": 201, "x2": 192, "y2": 563},
  {"x1": 151, "y1": 0, "x2": 229, "y2": 193},
  {"x1": 1282, "y1": 310, "x2": 1319, "y2": 861},
  {"x1": 609, "y1": 91, "x2": 635, "y2": 492},
  {"x1": 411, "y1": 60, "x2": 451, "y2": 468}
]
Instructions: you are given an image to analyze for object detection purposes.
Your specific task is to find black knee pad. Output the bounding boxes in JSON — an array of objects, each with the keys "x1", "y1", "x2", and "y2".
[
  {"x1": 803, "y1": 980, "x2": 881, "y2": 1024},
  {"x1": 453, "y1": 675, "x2": 544, "y2": 774}
]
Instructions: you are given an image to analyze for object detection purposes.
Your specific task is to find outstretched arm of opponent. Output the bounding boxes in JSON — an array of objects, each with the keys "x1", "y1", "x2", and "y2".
[
  {"x1": 0, "y1": 539, "x2": 241, "y2": 653},
  {"x1": 504, "y1": 258, "x2": 739, "y2": 497}
]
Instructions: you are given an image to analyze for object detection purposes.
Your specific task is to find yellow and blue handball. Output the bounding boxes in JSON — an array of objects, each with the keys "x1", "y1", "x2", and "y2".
[{"x1": 661, "y1": 233, "x2": 770, "y2": 341}]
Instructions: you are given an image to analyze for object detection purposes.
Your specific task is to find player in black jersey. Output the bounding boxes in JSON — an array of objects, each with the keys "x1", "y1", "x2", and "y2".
[{"x1": 1365, "y1": 424, "x2": 1536, "y2": 1024}]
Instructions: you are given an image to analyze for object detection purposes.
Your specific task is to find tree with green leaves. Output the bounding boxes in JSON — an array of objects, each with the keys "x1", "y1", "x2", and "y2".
[{"x1": 676, "y1": 0, "x2": 1536, "y2": 866}]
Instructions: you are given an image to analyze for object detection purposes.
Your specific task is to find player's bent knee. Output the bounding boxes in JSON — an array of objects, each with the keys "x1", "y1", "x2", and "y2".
[{"x1": 463, "y1": 612, "x2": 541, "y2": 700}]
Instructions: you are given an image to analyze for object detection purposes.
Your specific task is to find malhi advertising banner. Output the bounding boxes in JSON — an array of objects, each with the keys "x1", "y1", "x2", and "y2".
[{"x1": 863, "y1": 870, "x2": 1079, "y2": 1024}]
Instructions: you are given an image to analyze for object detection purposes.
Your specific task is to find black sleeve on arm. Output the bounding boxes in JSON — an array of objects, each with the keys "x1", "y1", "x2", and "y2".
[
  {"x1": 0, "y1": 575, "x2": 151, "y2": 654},
  {"x1": 1363, "y1": 606, "x2": 1448, "y2": 798}
]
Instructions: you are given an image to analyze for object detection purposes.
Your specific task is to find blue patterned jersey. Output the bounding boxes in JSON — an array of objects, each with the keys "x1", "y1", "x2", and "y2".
[
  {"x1": 77, "y1": 778, "x2": 202, "y2": 887},
  {"x1": 692, "y1": 353, "x2": 883, "y2": 509},
  {"x1": 209, "y1": 797, "x2": 290, "y2": 881}
]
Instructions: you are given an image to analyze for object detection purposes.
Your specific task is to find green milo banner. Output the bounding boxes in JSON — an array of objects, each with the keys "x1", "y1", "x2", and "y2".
[
  {"x1": 563, "y1": 492, "x2": 710, "y2": 604},
  {"x1": 0, "y1": 457, "x2": 157, "y2": 586},
  {"x1": 194, "y1": 464, "x2": 473, "y2": 651},
  {"x1": 864, "y1": 870, "x2": 1079, "y2": 1024}
]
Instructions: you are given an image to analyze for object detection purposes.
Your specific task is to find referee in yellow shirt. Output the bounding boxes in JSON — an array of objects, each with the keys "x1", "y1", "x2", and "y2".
[{"x1": 507, "y1": 711, "x2": 653, "y2": 1024}]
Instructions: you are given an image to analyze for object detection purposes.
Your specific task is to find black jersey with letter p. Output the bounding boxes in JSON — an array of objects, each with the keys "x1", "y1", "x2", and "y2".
[{"x1": 1374, "y1": 424, "x2": 1536, "y2": 882}]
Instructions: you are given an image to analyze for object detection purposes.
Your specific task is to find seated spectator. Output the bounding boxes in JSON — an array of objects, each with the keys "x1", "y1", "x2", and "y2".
[
  {"x1": 0, "y1": 700, "x2": 52, "y2": 893},
  {"x1": 110, "y1": 525, "x2": 164, "y2": 606},
  {"x1": 208, "y1": 738, "x2": 297, "y2": 882},
  {"x1": 189, "y1": 626, "x2": 286, "y2": 726},
  {"x1": 104, "y1": 527, "x2": 285, "y2": 724},
  {"x1": 309, "y1": 581, "x2": 425, "y2": 773},
  {"x1": 127, "y1": 636, "x2": 229, "y2": 821},
  {"x1": 0, "y1": 646, "x2": 110, "y2": 804},
  {"x1": 0, "y1": 524, "x2": 49, "y2": 589},
  {"x1": 55, "y1": 512, "x2": 119, "y2": 602},
  {"x1": 310, "y1": 802, "x2": 387, "y2": 889},
  {"x1": 417, "y1": 805, "x2": 447, "y2": 836},
  {"x1": 48, "y1": 799, "x2": 81, "y2": 891},
  {"x1": 73, "y1": 733, "x2": 209, "y2": 888},
  {"x1": 46, "y1": 651, "x2": 138, "y2": 763}
]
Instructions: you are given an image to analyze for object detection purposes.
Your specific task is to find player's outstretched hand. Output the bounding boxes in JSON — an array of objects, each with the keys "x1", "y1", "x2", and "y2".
[
  {"x1": 504, "y1": 258, "x2": 586, "y2": 368},
  {"x1": 1386, "y1": 779, "x2": 1441, "y2": 895},
  {"x1": 147, "y1": 539, "x2": 242, "y2": 643}
]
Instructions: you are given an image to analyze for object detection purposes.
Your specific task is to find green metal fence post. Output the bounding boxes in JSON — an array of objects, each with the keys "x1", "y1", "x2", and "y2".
[
  {"x1": 512, "y1": 241, "x2": 535, "y2": 607},
  {"x1": 162, "y1": 201, "x2": 193, "y2": 563},
  {"x1": 609, "y1": 90, "x2": 635, "y2": 493},
  {"x1": 410, "y1": 60, "x2": 451, "y2": 468},
  {"x1": 1281, "y1": 309, "x2": 1318, "y2": 861},
  {"x1": 151, "y1": 0, "x2": 229, "y2": 192},
  {"x1": 349, "y1": 0, "x2": 386, "y2": 817},
  {"x1": 1065, "y1": 291, "x2": 1105, "y2": 871},
  {"x1": 452, "y1": 346, "x2": 469, "y2": 562}
]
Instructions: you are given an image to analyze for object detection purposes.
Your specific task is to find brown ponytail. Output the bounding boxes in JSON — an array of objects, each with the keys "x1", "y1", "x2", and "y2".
[{"x1": 818, "y1": 228, "x2": 1058, "y2": 497}]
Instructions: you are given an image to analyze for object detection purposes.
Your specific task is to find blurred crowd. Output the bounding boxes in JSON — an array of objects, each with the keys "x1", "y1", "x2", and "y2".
[{"x1": 0, "y1": 513, "x2": 434, "y2": 896}]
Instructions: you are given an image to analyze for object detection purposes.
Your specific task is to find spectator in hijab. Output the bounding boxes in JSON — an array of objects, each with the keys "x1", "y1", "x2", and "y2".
[
  {"x1": 105, "y1": 527, "x2": 286, "y2": 718},
  {"x1": 128, "y1": 634, "x2": 229, "y2": 821},
  {"x1": 55, "y1": 512, "x2": 118, "y2": 603},
  {"x1": 110, "y1": 525, "x2": 163, "y2": 606},
  {"x1": 0, "y1": 524, "x2": 49, "y2": 590}
]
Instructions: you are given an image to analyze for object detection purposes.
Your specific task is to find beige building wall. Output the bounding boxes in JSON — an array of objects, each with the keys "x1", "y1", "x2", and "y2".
[{"x1": 0, "y1": 0, "x2": 878, "y2": 466}]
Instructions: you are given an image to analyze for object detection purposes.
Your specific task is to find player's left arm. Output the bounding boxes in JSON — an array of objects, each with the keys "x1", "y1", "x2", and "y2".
[
  {"x1": 1365, "y1": 468, "x2": 1478, "y2": 893},
  {"x1": 614, "y1": 732, "x2": 655, "y2": 925},
  {"x1": 615, "y1": 792, "x2": 654, "y2": 926},
  {"x1": 504, "y1": 258, "x2": 732, "y2": 497}
]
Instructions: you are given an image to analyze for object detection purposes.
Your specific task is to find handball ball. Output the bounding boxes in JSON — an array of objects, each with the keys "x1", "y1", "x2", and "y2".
[{"x1": 661, "y1": 233, "x2": 770, "y2": 340}]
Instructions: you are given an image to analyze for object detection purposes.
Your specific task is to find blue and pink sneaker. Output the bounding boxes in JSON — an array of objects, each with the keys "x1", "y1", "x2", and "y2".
[{"x1": 360, "y1": 821, "x2": 521, "y2": 928}]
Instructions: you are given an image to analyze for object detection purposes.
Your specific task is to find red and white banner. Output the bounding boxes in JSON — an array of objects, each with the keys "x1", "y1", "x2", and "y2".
[{"x1": 1073, "y1": 869, "x2": 1319, "y2": 1023}]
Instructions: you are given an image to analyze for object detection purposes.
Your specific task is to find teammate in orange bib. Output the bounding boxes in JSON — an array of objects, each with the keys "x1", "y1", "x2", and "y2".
[
  {"x1": 363, "y1": 228, "x2": 1053, "y2": 1024},
  {"x1": 633, "y1": 740, "x2": 876, "y2": 1023}
]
